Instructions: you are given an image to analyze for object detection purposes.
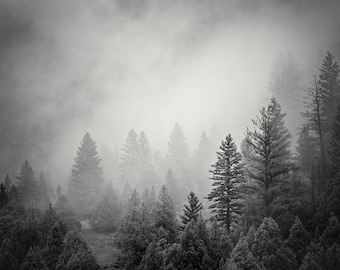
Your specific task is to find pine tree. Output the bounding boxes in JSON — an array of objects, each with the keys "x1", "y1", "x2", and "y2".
[
  {"x1": 269, "y1": 53, "x2": 303, "y2": 107},
  {"x1": 89, "y1": 182, "x2": 122, "y2": 232},
  {"x1": 286, "y1": 216, "x2": 311, "y2": 265},
  {"x1": 44, "y1": 222, "x2": 64, "y2": 270},
  {"x1": 0, "y1": 183, "x2": 9, "y2": 208},
  {"x1": 296, "y1": 126, "x2": 318, "y2": 175},
  {"x1": 37, "y1": 172, "x2": 50, "y2": 210},
  {"x1": 67, "y1": 132, "x2": 104, "y2": 216},
  {"x1": 120, "y1": 129, "x2": 139, "y2": 182},
  {"x1": 180, "y1": 191, "x2": 203, "y2": 225},
  {"x1": 252, "y1": 217, "x2": 297, "y2": 270},
  {"x1": 329, "y1": 106, "x2": 340, "y2": 177},
  {"x1": 116, "y1": 190, "x2": 148, "y2": 268},
  {"x1": 302, "y1": 76, "x2": 328, "y2": 190},
  {"x1": 319, "y1": 51, "x2": 340, "y2": 122},
  {"x1": 54, "y1": 195, "x2": 81, "y2": 231},
  {"x1": 137, "y1": 131, "x2": 153, "y2": 173},
  {"x1": 154, "y1": 185, "x2": 177, "y2": 241},
  {"x1": 207, "y1": 134, "x2": 243, "y2": 232},
  {"x1": 191, "y1": 132, "x2": 216, "y2": 198},
  {"x1": 16, "y1": 160, "x2": 39, "y2": 206},
  {"x1": 167, "y1": 122, "x2": 189, "y2": 164},
  {"x1": 20, "y1": 246, "x2": 48, "y2": 270},
  {"x1": 245, "y1": 97, "x2": 293, "y2": 217},
  {"x1": 3, "y1": 174, "x2": 11, "y2": 192}
]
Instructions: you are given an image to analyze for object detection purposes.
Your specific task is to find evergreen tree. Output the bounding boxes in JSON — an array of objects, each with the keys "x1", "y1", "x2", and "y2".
[
  {"x1": 328, "y1": 170, "x2": 340, "y2": 217},
  {"x1": 44, "y1": 222, "x2": 64, "y2": 270},
  {"x1": 269, "y1": 53, "x2": 304, "y2": 109},
  {"x1": 154, "y1": 185, "x2": 177, "y2": 241},
  {"x1": 137, "y1": 131, "x2": 153, "y2": 173},
  {"x1": 286, "y1": 216, "x2": 311, "y2": 265},
  {"x1": 299, "y1": 251, "x2": 322, "y2": 270},
  {"x1": 191, "y1": 131, "x2": 216, "y2": 199},
  {"x1": 89, "y1": 182, "x2": 122, "y2": 232},
  {"x1": 227, "y1": 236, "x2": 262, "y2": 270},
  {"x1": 296, "y1": 126, "x2": 318, "y2": 175},
  {"x1": 207, "y1": 134, "x2": 243, "y2": 232},
  {"x1": 3, "y1": 173, "x2": 11, "y2": 192},
  {"x1": 252, "y1": 217, "x2": 297, "y2": 270},
  {"x1": 116, "y1": 189, "x2": 151, "y2": 269},
  {"x1": 302, "y1": 76, "x2": 328, "y2": 191},
  {"x1": 120, "y1": 129, "x2": 139, "y2": 182},
  {"x1": 245, "y1": 97, "x2": 293, "y2": 217},
  {"x1": 319, "y1": 51, "x2": 340, "y2": 122},
  {"x1": 54, "y1": 195, "x2": 81, "y2": 231},
  {"x1": 0, "y1": 183, "x2": 9, "y2": 209},
  {"x1": 20, "y1": 246, "x2": 48, "y2": 270},
  {"x1": 208, "y1": 218, "x2": 234, "y2": 269},
  {"x1": 67, "y1": 132, "x2": 104, "y2": 216},
  {"x1": 180, "y1": 191, "x2": 203, "y2": 225},
  {"x1": 16, "y1": 160, "x2": 39, "y2": 206},
  {"x1": 165, "y1": 169, "x2": 180, "y2": 207},
  {"x1": 56, "y1": 231, "x2": 100, "y2": 270},
  {"x1": 329, "y1": 106, "x2": 340, "y2": 177},
  {"x1": 37, "y1": 172, "x2": 50, "y2": 210},
  {"x1": 167, "y1": 122, "x2": 189, "y2": 164}
]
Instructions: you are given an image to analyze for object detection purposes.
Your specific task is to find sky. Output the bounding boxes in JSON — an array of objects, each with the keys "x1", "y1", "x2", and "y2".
[{"x1": 0, "y1": 0, "x2": 339, "y2": 186}]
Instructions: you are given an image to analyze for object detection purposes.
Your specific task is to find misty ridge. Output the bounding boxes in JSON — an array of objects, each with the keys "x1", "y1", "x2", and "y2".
[{"x1": 1, "y1": 0, "x2": 340, "y2": 269}]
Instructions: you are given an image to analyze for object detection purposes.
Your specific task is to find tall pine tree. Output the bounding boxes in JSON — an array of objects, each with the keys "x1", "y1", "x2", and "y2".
[
  {"x1": 207, "y1": 134, "x2": 243, "y2": 232},
  {"x1": 245, "y1": 97, "x2": 293, "y2": 217},
  {"x1": 67, "y1": 132, "x2": 104, "y2": 217},
  {"x1": 16, "y1": 160, "x2": 39, "y2": 207}
]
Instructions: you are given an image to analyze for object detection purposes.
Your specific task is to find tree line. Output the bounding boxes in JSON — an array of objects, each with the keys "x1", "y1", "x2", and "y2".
[{"x1": 0, "y1": 50, "x2": 340, "y2": 269}]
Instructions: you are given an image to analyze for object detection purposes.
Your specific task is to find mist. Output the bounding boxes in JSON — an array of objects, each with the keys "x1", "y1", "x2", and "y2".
[{"x1": 1, "y1": 0, "x2": 340, "y2": 186}]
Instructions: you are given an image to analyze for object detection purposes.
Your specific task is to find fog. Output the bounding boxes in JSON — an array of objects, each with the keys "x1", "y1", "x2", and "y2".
[{"x1": 1, "y1": 0, "x2": 339, "y2": 186}]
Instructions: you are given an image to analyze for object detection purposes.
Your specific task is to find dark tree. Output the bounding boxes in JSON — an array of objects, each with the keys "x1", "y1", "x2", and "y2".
[
  {"x1": 19, "y1": 246, "x2": 48, "y2": 270},
  {"x1": 329, "y1": 106, "x2": 340, "y2": 177},
  {"x1": 54, "y1": 195, "x2": 81, "y2": 231},
  {"x1": 16, "y1": 160, "x2": 39, "y2": 206},
  {"x1": 252, "y1": 217, "x2": 297, "y2": 270},
  {"x1": 67, "y1": 132, "x2": 104, "y2": 216},
  {"x1": 319, "y1": 51, "x2": 340, "y2": 122},
  {"x1": 180, "y1": 191, "x2": 203, "y2": 225},
  {"x1": 286, "y1": 216, "x2": 311, "y2": 265},
  {"x1": 302, "y1": 76, "x2": 328, "y2": 190},
  {"x1": 207, "y1": 134, "x2": 243, "y2": 232},
  {"x1": 3, "y1": 173, "x2": 11, "y2": 192},
  {"x1": 44, "y1": 222, "x2": 64, "y2": 270},
  {"x1": 245, "y1": 97, "x2": 293, "y2": 217},
  {"x1": 296, "y1": 126, "x2": 318, "y2": 175},
  {"x1": 0, "y1": 183, "x2": 9, "y2": 209}
]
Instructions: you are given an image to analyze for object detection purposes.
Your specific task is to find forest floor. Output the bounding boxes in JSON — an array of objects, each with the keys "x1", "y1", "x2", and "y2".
[{"x1": 80, "y1": 221, "x2": 123, "y2": 270}]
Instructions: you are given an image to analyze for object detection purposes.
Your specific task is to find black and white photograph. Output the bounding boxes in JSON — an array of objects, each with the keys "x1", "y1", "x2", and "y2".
[{"x1": 0, "y1": 0, "x2": 340, "y2": 269}]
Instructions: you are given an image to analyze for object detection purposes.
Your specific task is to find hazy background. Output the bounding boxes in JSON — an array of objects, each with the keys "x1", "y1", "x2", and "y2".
[{"x1": 1, "y1": 0, "x2": 340, "y2": 187}]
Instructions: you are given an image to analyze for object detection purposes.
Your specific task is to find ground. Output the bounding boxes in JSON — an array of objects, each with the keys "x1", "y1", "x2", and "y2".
[{"x1": 80, "y1": 220, "x2": 123, "y2": 270}]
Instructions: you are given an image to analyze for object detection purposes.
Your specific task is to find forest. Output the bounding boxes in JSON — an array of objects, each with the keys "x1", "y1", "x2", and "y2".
[{"x1": 1, "y1": 49, "x2": 340, "y2": 270}]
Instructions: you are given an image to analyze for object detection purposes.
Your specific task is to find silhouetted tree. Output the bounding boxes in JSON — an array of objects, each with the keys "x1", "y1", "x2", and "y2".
[
  {"x1": 207, "y1": 134, "x2": 243, "y2": 232},
  {"x1": 16, "y1": 160, "x2": 39, "y2": 206},
  {"x1": 245, "y1": 97, "x2": 293, "y2": 217},
  {"x1": 319, "y1": 51, "x2": 340, "y2": 122},
  {"x1": 180, "y1": 191, "x2": 203, "y2": 225},
  {"x1": 0, "y1": 183, "x2": 9, "y2": 209}
]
